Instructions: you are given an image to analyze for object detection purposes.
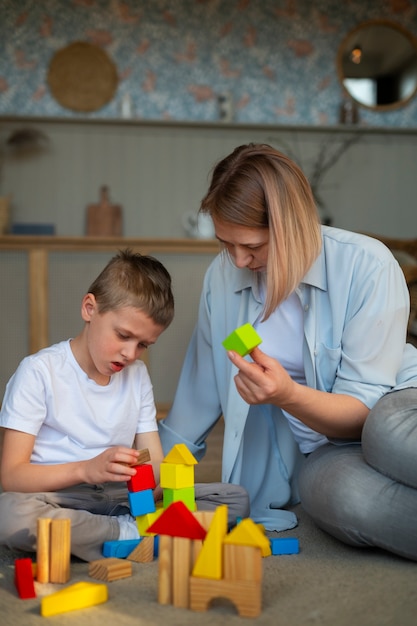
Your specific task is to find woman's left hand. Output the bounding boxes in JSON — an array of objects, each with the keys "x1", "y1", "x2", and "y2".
[{"x1": 227, "y1": 346, "x2": 295, "y2": 406}]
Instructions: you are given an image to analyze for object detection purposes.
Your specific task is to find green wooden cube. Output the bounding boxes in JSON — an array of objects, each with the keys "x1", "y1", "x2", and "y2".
[{"x1": 222, "y1": 323, "x2": 262, "y2": 356}]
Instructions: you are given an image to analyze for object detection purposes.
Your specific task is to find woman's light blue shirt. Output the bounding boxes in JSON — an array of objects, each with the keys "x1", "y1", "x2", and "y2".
[{"x1": 159, "y1": 227, "x2": 417, "y2": 530}]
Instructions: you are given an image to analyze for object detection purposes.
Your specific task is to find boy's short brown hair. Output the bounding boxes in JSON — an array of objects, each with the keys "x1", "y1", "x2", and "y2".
[{"x1": 87, "y1": 249, "x2": 174, "y2": 328}]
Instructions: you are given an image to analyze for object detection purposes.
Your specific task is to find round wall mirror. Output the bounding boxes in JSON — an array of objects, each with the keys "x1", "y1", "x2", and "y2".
[{"x1": 337, "y1": 19, "x2": 417, "y2": 110}]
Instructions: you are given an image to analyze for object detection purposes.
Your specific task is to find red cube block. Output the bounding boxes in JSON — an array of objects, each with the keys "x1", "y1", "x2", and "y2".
[{"x1": 127, "y1": 463, "x2": 156, "y2": 492}]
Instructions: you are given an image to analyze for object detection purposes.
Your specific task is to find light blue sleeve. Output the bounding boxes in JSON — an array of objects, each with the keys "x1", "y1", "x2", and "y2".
[{"x1": 158, "y1": 263, "x2": 223, "y2": 460}]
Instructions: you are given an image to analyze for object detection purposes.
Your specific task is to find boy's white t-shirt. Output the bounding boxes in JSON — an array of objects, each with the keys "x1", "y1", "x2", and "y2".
[
  {"x1": 254, "y1": 290, "x2": 328, "y2": 453},
  {"x1": 0, "y1": 340, "x2": 158, "y2": 465}
]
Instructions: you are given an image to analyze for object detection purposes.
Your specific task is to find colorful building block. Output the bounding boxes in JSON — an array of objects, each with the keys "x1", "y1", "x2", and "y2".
[
  {"x1": 40, "y1": 581, "x2": 108, "y2": 617},
  {"x1": 14, "y1": 558, "x2": 36, "y2": 599},
  {"x1": 224, "y1": 518, "x2": 271, "y2": 557},
  {"x1": 160, "y1": 462, "x2": 194, "y2": 489},
  {"x1": 128, "y1": 488, "x2": 156, "y2": 516},
  {"x1": 163, "y1": 486, "x2": 196, "y2": 511},
  {"x1": 147, "y1": 501, "x2": 206, "y2": 540},
  {"x1": 270, "y1": 537, "x2": 299, "y2": 555},
  {"x1": 102, "y1": 538, "x2": 141, "y2": 558},
  {"x1": 136, "y1": 509, "x2": 163, "y2": 536},
  {"x1": 163, "y1": 444, "x2": 198, "y2": 466},
  {"x1": 192, "y1": 505, "x2": 228, "y2": 580},
  {"x1": 127, "y1": 463, "x2": 156, "y2": 492},
  {"x1": 222, "y1": 323, "x2": 262, "y2": 356}
]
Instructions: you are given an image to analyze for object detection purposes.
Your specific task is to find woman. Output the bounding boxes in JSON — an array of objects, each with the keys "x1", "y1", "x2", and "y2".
[{"x1": 159, "y1": 143, "x2": 417, "y2": 560}]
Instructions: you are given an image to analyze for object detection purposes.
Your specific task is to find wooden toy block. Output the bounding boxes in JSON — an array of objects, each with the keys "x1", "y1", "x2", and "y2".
[
  {"x1": 163, "y1": 443, "x2": 197, "y2": 466},
  {"x1": 223, "y1": 544, "x2": 262, "y2": 582},
  {"x1": 102, "y1": 538, "x2": 141, "y2": 558},
  {"x1": 36, "y1": 517, "x2": 51, "y2": 583},
  {"x1": 192, "y1": 505, "x2": 227, "y2": 580},
  {"x1": 270, "y1": 537, "x2": 299, "y2": 555},
  {"x1": 49, "y1": 518, "x2": 71, "y2": 583},
  {"x1": 136, "y1": 509, "x2": 163, "y2": 536},
  {"x1": 127, "y1": 536, "x2": 154, "y2": 562},
  {"x1": 128, "y1": 488, "x2": 156, "y2": 516},
  {"x1": 172, "y1": 536, "x2": 193, "y2": 608},
  {"x1": 14, "y1": 558, "x2": 36, "y2": 599},
  {"x1": 147, "y1": 501, "x2": 206, "y2": 540},
  {"x1": 127, "y1": 463, "x2": 156, "y2": 492},
  {"x1": 224, "y1": 517, "x2": 271, "y2": 557},
  {"x1": 160, "y1": 462, "x2": 194, "y2": 489},
  {"x1": 121, "y1": 447, "x2": 151, "y2": 466},
  {"x1": 189, "y1": 576, "x2": 261, "y2": 618},
  {"x1": 222, "y1": 323, "x2": 262, "y2": 356},
  {"x1": 40, "y1": 581, "x2": 108, "y2": 617},
  {"x1": 193, "y1": 510, "x2": 216, "y2": 531},
  {"x1": 163, "y1": 486, "x2": 196, "y2": 511},
  {"x1": 158, "y1": 534, "x2": 173, "y2": 605},
  {"x1": 88, "y1": 557, "x2": 132, "y2": 581}
]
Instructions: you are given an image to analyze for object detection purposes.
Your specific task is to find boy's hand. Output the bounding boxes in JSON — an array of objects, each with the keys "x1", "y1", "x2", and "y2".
[{"x1": 82, "y1": 446, "x2": 141, "y2": 484}]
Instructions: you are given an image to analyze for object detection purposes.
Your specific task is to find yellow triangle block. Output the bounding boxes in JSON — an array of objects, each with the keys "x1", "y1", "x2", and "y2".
[
  {"x1": 163, "y1": 443, "x2": 197, "y2": 465},
  {"x1": 224, "y1": 518, "x2": 271, "y2": 557},
  {"x1": 40, "y1": 581, "x2": 108, "y2": 616},
  {"x1": 191, "y1": 505, "x2": 228, "y2": 579}
]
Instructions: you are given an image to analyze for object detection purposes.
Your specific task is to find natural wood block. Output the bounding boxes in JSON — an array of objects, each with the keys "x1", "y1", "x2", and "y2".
[
  {"x1": 223, "y1": 544, "x2": 262, "y2": 582},
  {"x1": 49, "y1": 519, "x2": 71, "y2": 584},
  {"x1": 88, "y1": 557, "x2": 132, "y2": 581},
  {"x1": 189, "y1": 576, "x2": 262, "y2": 618},
  {"x1": 127, "y1": 536, "x2": 154, "y2": 562},
  {"x1": 36, "y1": 517, "x2": 51, "y2": 583},
  {"x1": 158, "y1": 535, "x2": 173, "y2": 605},
  {"x1": 172, "y1": 536, "x2": 192, "y2": 608}
]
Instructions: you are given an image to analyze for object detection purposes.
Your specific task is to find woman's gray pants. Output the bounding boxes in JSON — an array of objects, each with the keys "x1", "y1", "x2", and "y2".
[{"x1": 299, "y1": 388, "x2": 417, "y2": 561}]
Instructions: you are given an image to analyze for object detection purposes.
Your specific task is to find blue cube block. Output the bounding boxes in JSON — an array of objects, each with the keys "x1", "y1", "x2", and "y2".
[
  {"x1": 128, "y1": 488, "x2": 156, "y2": 517},
  {"x1": 270, "y1": 537, "x2": 299, "y2": 555},
  {"x1": 102, "y1": 538, "x2": 142, "y2": 558}
]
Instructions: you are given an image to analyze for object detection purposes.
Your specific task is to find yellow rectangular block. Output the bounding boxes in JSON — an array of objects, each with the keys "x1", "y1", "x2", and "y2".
[
  {"x1": 40, "y1": 581, "x2": 108, "y2": 617},
  {"x1": 160, "y1": 462, "x2": 194, "y2": 489}
]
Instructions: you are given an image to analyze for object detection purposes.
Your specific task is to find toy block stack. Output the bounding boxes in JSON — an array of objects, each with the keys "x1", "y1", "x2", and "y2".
[
  {"x1": 189, "y1": 509, "x2": 269, "y2": 618},
  {"x1": 124, "y1": 448, "x2": 160, "y2": 561},
  {"x1": 147, "y1": 499, "x2": 207, "y2": 609},
  {"x1": 160, "y1": 443, "x2": 197, "y2": 511}
]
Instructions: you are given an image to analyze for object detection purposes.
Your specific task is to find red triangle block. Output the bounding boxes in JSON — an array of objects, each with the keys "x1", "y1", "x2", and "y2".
[{"x1": 146, "y1": 501, "x2": 206, "y2": 540}]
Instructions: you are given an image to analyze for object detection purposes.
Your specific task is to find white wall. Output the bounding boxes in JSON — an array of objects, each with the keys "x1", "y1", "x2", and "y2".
[{"x1": 1, "y1": 118, "x2": 416, "y2": 239}]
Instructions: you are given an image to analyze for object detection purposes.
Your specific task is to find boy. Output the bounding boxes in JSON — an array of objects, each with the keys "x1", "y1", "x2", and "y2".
[{"x1": 0, "y1": 249, "x2": 249, "y2": 561}]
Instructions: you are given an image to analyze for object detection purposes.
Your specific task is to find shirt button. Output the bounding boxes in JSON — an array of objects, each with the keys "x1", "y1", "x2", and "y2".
[{"x1": 304, "y1": 304, "x2": 309, "y2": 311}]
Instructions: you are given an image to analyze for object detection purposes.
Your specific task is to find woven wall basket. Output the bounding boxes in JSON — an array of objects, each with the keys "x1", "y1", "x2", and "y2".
[{"x1": 47, "y1": 41, "x2": 118, "y2": 112}]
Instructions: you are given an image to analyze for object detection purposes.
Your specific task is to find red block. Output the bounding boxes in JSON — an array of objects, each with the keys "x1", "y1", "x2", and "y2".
[
  {"x1": 127, "y1": 463, "x2": 156, "y2": 492},
  {"x1": 14, "y1": 558, "x2": 36, "y2": 599}
]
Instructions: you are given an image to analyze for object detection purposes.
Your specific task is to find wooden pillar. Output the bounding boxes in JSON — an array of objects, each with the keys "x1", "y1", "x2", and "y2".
[{"x1": 28, "y1": 248, "x2": 48, "y2": 354}]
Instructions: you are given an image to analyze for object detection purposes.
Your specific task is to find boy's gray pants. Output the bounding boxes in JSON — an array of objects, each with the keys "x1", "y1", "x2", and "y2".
[{"x1": 0, "y1": 482, "x2": 249, "y2": 562}]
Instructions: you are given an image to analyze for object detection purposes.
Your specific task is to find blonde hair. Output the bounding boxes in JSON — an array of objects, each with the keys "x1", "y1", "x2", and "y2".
[
  {"x1": 87, "y1": 249, "x2": 174, "y2": 328},
  {"x1": 200, "y1": 143, "x2": 321, "y2": 319}
]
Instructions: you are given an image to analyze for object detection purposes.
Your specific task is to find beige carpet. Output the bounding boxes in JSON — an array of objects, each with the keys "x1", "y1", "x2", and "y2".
[{"x1": 1, "y1": 421, "x2": 417, "y2": 625}]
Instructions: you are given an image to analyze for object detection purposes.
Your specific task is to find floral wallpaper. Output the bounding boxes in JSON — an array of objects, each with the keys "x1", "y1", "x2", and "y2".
[{"x1": 1, "y1": 0, "x2": 417, "y2": 127}]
